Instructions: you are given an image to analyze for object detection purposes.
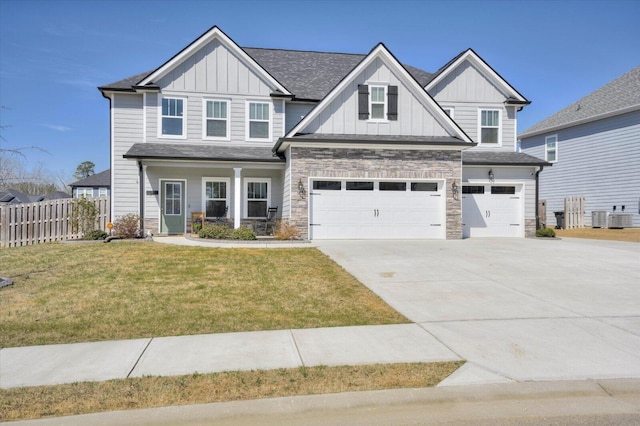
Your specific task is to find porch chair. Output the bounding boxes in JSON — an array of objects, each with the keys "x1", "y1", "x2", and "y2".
[{"x1": 264, "y1": 206, "x2": 278, "y2": 235}]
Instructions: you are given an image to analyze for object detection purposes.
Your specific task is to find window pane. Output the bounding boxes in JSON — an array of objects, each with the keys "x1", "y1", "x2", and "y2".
[
  {"x1": 247, "y1": 182, "x2": 267, "y2": 199},
  {"x1": 379, "y1": 182, "x2": 406, "y2": 191},
  {"x1": 481, "y1": 128, "x2": 498, "y2": 144},
  {"x1": 163, "y1": 117, "x2": 183, "y2": 135},
  {"x1": 248, "y1": 200, "x2": 267, "y2": 217},
  {"x1": 411, "y1": 182, "x2": 438, "y2": 192},
  {"x1": 250, "y1": 121, "x2": 269, "y2": 138},
  {"x1": 346, "y1": 181, "x2": 374, "y2": 191},
  {"x1": 207, "y1": 120, "x2": 226, "y2": 137},
  {"x1": 462, "y1": 186, "x2": 485, "y2": 194},
  {"x1": 313, "y1": 180, "x2": 341, "y2": 190},
  {"x1": 491, "y1": 186, "x2": 516, "y2": 194},
  {"x1": 371, "y1": 87, "x2": 385, "y2": 102},
  {"x1": 371, "y1": 104, "x2": 384, "y2": 119},
  {"x1": 481, "y1": 110, "x2": 498, "y2": 126},
  {"x1": 206, "y1": 200, "x2": 226, "y2": 218}
]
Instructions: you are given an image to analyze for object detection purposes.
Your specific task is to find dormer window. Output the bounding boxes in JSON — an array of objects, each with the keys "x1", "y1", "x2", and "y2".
[
  {"x1": 358, "y1": 84, "x2": 398, "y2": 121},
  {"x1": 479, "y1": 109, "x2": 501, "y2": 144}
]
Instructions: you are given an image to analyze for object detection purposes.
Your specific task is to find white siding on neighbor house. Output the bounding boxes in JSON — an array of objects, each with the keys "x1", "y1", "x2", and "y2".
[
  {"x1": 112, "y1": 93, "x2": 143, "y2": 219},
  {"x1": 521, "y1": 110, "x2": 640, "y2": 227},
  {"x1": 462, "y1": 166, "x2": 538, "y2": 222},
  {"x1": 300, "y1": 57, "x2": 451, "y2": 138},
  {"x1": 285, "y1": 102, "x2": 315, "y2": 134},
  {"x1": 143, "y1": 166, "x2": 284, "y2": 230},
  {"x1": 429, "y1": 59, "x2": 518, "y2": 151}
]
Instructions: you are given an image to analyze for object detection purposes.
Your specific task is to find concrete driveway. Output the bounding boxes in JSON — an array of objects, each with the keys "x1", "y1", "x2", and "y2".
[{"x1": 317, "y1": 238, "x2": 640, "y2": 385}]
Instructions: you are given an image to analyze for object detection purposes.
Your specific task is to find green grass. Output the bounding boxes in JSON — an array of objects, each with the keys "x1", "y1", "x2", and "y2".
[{"x1": 0, "y1": 242, "x2": 407, "y2": 347}]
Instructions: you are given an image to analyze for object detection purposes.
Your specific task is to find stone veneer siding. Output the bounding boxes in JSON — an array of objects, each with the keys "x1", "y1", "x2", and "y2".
[
  {"x1": 288, "y1": 147, "x2": 463, "y2": 240},
  {"x1": 525, "y1": 218, "x2": 536, "y2": 238}
]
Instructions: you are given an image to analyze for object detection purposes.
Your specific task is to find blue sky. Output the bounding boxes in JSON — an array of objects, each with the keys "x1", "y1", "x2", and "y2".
[{"x1": 1, "y1": 0, "x2": 638, "y2": 185}]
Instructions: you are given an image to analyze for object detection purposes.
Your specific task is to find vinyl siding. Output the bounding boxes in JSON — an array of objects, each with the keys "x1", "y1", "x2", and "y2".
[
  {"x1": 285, "y1": 102, "x2": 315, "y2": 134},
  {"x1": 112, "y1": 93, "x2": 143, "y2": 219},
  {"x1": 521, "y1": 110, "x2": 640, "y2": 227},
  {"x1": 300, "y1": 57, "x2": 451, "y2": 137},
  {"x1": 429, "y1": 59, "x2": 517, "y2": 151}
]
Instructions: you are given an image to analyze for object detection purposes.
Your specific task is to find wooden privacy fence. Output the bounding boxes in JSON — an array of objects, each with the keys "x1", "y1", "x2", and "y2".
[
  {"x1": 0, "y1": 197, "x2": 110, "y2": 248},
  {"x1": 564, "y1": 195, "x2": 585, "y2": 229}
]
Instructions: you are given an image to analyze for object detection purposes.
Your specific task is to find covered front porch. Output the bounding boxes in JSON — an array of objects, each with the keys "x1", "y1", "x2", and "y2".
[{"x1": 123, "y1": 144, "x2": 285, "y2": 235}]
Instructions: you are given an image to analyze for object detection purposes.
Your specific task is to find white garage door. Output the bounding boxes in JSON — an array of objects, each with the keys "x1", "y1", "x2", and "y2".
[
  {"x1": 309, "y1": 180, "x2": 445, "y2": 240},
  {"x1": 462, "y1": 184, "x2": 523, "y2": 238}
]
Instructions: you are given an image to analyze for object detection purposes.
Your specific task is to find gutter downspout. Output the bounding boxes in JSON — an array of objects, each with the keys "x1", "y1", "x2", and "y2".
[
  {"x1": 535, "y1": 165, "x2": 544, "y2": 230},
  {"x1": 138, "y1": 160, "x2": 145, "y2": 236}
]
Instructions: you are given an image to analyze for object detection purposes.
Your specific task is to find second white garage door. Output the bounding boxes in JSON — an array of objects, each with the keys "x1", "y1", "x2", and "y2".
[
  {"x1": 309, "y1": 179, "x2": 445, "y2": 240},
  {"x1": 462, "y1": 184, "x2": 524, "y2": 238}
]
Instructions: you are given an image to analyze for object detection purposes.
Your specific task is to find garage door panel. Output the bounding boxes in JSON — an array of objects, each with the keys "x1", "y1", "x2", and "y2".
[
  {"x1": 462, "y1": 185, "x2": 523, "y2": 238},
  {"x1": 310, "y1": 180, "x2": 444, "y2": 240}
]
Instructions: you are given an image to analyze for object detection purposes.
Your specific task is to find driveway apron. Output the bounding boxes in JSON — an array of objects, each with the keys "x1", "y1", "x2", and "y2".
[{"x1": 316, "y1": 238, "x2": 640, "y2": 384}]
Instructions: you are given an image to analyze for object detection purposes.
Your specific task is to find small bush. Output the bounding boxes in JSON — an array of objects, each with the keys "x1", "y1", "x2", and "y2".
[
  {"x1": 83, "y1": 229, "x2": 108, "y2": 240},
  {"x1": 112, "y1": 213, "x2": 140, "y2": 239},
  {"x1": 536, "y1": 227, "x2": 556, "y2": 238},
  {"x1": 230, "y1": 226, "x2": 257, "y2": 240},
  {"x1": 274, "y1": 221, "x2": 301, "y2": 240},
  {"x1": 199, "y1": 224, "x2": 231, "y2": 239}
]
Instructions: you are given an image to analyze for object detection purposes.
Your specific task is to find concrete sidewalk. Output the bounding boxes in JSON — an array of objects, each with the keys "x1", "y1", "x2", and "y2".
[{"x1": 0, "y1": 324, "x2": 459, "y2": 389}]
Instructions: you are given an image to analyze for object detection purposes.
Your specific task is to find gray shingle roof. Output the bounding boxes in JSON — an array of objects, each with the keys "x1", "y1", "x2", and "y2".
[
  {"x1": 123, "y1": 143, "x2": 283, "y2": 162},
  {"x1": 70, "y1": 169, "x2": 111, "y2": 188},
  {"x1": 462, "y1": 151, "x2": 549, "y2": 166},
  {"x1": 99, "y1": 48, "x2": 432, "y2": 101},
  {"x1": 520, "y1": 66, "x2": 640, "y2": 137}
]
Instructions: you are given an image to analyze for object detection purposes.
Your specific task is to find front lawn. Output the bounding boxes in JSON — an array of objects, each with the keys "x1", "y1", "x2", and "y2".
[
  {"x1": 554, "y1": 227, "x2": 640, "y2": 242},
  {"x1": 0, "y1": 242, "x2": 407, "y2": 347}
]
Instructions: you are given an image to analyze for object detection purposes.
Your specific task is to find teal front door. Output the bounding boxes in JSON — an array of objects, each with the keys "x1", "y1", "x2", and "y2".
[{"x1": 161, "y1": 180, "x2": 185, "y2": 234}]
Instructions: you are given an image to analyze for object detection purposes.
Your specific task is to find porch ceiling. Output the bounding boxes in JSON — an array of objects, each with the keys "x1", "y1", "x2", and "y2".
[{"x1": 124, "y1": 143, "x2": 284, "y2": 163}]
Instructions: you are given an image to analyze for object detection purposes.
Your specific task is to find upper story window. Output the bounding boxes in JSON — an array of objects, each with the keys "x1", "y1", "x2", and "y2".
[
  {"x1": 161, "y1": 97, "x2": 186, "y2": 138},
  {"x1": 545, "y1": 135, "x2": 558, "y2": 162},
  {"x1": 370, "y1": 86, "x2": 386, "y2": 120},
  {"x1": 479, "y1": 109, "x2": 501, "y2": 144},
  {"x1": 358, "y1": 84, "x2": 398, "y2": 121},
  {"x1": 203, "y1": 99, "x2": 229, "y2": 140},
  {"x1": 247, "y1": 101, "x2": 270, "y2": 140}
]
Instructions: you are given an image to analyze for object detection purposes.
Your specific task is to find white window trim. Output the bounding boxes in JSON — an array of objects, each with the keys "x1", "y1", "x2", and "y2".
[
  {"x1": 478, "y1": 108, "x2": 502, "y2": 146},
  {"x1": 158, "y1": 95, "x2": 187, "y2": 139},
  {"x1": 545, "y1": 134, "x2": 558, "y2": 163},
  {"x1": 202, "y1": 177, "x2": 231, "y2": 219},
  {"x1": 75, "y1": 187, "x2": 94, "y2": 198},
  {"x1": 98, "y1": 188, "x2": 108, "y2": 197},
  {"x1": 246, "y1": 100, "x2": 272, "y2": 142},
  {"x1": 202, "y1": 98, "x2": 231, "y2": 141},
  {"x1": 243, "y1": 177, "x2": 271, "y2": 218},
  {"x1": 368, "y1": 84, "x2": 388, "y2": 122}
]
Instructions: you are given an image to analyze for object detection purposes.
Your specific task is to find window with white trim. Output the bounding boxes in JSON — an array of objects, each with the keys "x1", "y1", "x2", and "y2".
[
  {"x1": 203, "y1": 99, "x2": 229, "y2": 139},
  {"x1": 247, "y1": 102, "x2": 270, "y2": 140},
  {"x1": 161, "y1": 97, "x2": 185, "y2": 137},
  {"x1": 545, "y1": 135, "x2": 558, "y2": 162},
  {"x1": 203, "y1": 178, "x2": 229, "y2": 219},
  {"x1": 98, "y1": 188, "x2": 108, "y2": 197},
  {"x1": 75, "y1": 188, "x2": 93, "y2": 198},
  {"x1": 479, "y1": 109, "x2": 500, "y2": 144},
  {"x1": 244, "y1": 178, "x2": 270, "y2": 218},
  {"x1": 369, "y1": 86, "x2": 386, "y2": 120}
]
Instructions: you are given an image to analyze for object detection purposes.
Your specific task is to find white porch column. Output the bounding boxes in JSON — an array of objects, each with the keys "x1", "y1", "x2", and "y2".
[{"x1": 233, "y1": 167, "x2": 242, "y2": 229}]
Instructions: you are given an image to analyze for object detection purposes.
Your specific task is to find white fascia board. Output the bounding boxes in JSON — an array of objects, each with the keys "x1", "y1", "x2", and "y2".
[
  {"x1": 137, "y1": 26, "x2": 290, "y2": 95},
  {"x1": 286, "y1": 44, "x2": 471, "y2": 143},
  {"x1": 281, "y1": 141, "x2": 471, "y2": 152},
  {"x1": 426, "y1": 49, "x2": 528, "y2": 103}
]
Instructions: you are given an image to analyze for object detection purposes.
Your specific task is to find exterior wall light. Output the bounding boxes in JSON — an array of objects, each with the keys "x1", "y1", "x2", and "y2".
[
  {"x1": 451, "y1": 181, "x2": 458, "y2": 199},
  {"x1": 297, "y1": 178, "x2": 306, "y2": 199},
  {"x1": 488, "y1": 169, "x2": 495, "y2": 182}
]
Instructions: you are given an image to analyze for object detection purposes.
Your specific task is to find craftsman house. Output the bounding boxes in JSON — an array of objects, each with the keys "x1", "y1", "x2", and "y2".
[{"x1": 99, "y1": 26, "x2": 547, "y2": 239}]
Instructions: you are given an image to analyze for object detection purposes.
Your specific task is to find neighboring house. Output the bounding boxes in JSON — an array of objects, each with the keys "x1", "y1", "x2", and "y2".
[
  {"x1": 520, "y1": 66, "x2": 640, "y2": 227},
  {"x1": 69, "y1": 169, "x2": 111, "y2": 198},
  {"x1": 99, "y1": 26, "x2": 547, "y2": 239},
  {"x1": 0, "y1": 189, "x2": 70, "y2": 204}
]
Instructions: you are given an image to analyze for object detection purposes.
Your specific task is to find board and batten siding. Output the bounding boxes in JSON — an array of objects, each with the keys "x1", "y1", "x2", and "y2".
[
  {"x1": 428, "y1": 59, "x2": 518, "y2": 151},
  {"x1": 112, "y1": 93, "x2": 143, "y2": 219},
  {"x1": 521, "y1": 110, "x2": 640, "y2": 227},
  {"x1": 300, "y1": 57, "x2": 451, "y2": 137}
]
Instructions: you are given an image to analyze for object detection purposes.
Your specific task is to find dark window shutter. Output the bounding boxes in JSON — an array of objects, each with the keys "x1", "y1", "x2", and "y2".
[
  {"x1": 387, "y1": 85, "x2": 398, "y2": 120},
  {"x1": 358, "y1": 84, "x2": 369, "y2": 120}
]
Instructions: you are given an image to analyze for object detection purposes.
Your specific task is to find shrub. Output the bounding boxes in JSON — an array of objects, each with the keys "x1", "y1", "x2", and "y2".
[
  {"x1": 192, "y1": 217, "x2": 203, "y2": 234},
  {"x1": 198, "y1": 224, "x2": 231, "y2": 239},
  {"x1": 536, "y1": 227, "x2": 556, "y2": 238},
  {"x1": 112, "y1": 213, "x2": 141, "y2": 239},
  {"x1": 71, "y1": 197, "x2": 98, "y2": 234},
  {"x1": 274, "y1": 220, "x2": 301, "y2": 240},
  {"x1": 229, "y1": 226, "x2": 257, "y2": 240},
  {"x1": 83, "y1": 229, "x2": 108, "y2": 240}
]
